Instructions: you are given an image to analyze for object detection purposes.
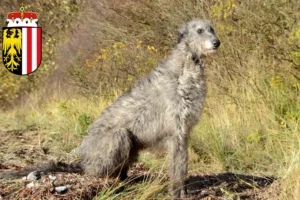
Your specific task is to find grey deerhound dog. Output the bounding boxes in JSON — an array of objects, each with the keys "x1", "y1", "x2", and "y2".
[{"x1": 0, "y1": 19, "x2": 220, "y2": 199}]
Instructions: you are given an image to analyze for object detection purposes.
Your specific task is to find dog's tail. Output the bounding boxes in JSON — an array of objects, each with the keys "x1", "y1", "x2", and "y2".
[{"x1": 0, "y1": 161, "x2": 82, "y2": 179}]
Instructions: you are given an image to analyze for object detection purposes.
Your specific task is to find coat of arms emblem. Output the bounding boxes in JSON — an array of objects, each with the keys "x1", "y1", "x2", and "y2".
[{"x1": 2, "y1": 3, "x2": 42, "y2": 75}]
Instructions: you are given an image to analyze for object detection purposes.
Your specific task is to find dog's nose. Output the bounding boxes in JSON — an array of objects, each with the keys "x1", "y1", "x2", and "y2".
[{"x1": 213, "y1": 39, "x2": 221, "y2": 48}]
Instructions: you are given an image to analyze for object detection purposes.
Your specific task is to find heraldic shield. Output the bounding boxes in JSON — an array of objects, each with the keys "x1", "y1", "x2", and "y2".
[
  {"x1": 2, "y1": 4, "x2": 42, "y2": 75},
  {"x1": 2, "y1": 27, "x2": 42, "y2": 75}
]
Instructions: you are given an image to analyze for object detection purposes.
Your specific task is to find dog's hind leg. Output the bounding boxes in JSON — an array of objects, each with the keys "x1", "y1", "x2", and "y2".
[{"x1": 80, "y1": 128, "x2": 139, "y2": 179}]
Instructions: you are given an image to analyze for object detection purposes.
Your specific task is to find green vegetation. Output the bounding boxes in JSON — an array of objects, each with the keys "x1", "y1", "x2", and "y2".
[{"x1": 0, "y1": 0, "x2": 300, "y2": 199}]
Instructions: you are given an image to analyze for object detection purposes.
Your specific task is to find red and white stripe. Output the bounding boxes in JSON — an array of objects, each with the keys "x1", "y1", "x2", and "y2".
[{"x1": 21, "y1": 28, "x2": 42, "y2": 75}]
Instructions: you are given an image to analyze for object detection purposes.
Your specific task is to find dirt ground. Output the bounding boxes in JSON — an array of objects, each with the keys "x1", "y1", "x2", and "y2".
[{"x1": 0, "y1": 131, "x2": 280, "y2": 200}]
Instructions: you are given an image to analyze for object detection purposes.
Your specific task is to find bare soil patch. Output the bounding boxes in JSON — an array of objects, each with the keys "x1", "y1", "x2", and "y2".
[{"x1": 0, "y1": 131, "x2": 280, "y2": 199}]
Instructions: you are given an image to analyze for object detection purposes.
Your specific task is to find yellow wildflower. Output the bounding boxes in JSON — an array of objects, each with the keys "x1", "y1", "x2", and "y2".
[{"x1": 136, "y1": 40, "x2": 143, "y2": 49}]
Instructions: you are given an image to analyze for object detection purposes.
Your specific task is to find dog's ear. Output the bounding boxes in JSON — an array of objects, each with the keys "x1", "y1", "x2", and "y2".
[{"x1": 178, "y1": 23, "x2": 188, "y2": 43}]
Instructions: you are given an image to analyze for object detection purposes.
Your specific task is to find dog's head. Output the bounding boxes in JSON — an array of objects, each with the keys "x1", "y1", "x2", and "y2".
[{"x1": 178, "y1": 19, "x2": 221, "y2": 58}]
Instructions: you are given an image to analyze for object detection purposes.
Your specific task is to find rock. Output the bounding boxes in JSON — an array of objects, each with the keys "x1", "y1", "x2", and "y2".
[
  {"x1": 26, "y1": 182, "x2": 35, "y2": 189},
  {"x1": 27, "y1": 171, "x2": 41, "y2": 180},
  {"x1": 55, "y1": 185, "x2": 70, "y2": 193},
  {"x1": 49, "y1": 175, "x2": 57, "y2": 180}
]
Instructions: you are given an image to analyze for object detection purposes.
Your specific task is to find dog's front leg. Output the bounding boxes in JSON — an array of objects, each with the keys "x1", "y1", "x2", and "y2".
[{"x1": 169, "y1": 133, "x2": 188, "y2": 199}]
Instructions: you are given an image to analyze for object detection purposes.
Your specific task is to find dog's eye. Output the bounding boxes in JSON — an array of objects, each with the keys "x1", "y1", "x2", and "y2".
[{"x1": 197, "y1": 28, "x2": 204, "y2": 34}]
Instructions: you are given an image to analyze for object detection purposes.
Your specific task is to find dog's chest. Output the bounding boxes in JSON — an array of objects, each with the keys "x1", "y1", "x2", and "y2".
[{"x1": 177, "y1": 63, "x2": 206, "y2": 129}]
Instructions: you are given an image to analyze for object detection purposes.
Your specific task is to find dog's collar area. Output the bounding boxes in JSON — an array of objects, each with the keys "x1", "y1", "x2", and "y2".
[{"x1": 192, "y1": 54, "x2": 204, "y2": 68}]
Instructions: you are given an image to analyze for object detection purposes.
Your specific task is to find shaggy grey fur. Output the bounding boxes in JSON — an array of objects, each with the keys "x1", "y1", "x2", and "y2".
[
  {"x1": 0, "y1": 19, "x2": 220, "y2": 199},
  {"x1": 79, "y1": 19, "x2": 220, "y2": 198}
]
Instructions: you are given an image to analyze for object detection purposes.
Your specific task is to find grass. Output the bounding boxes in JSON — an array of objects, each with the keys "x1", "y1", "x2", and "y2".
[{"x1": 0, "y1": 69, "x2": 299, "y2": 199}]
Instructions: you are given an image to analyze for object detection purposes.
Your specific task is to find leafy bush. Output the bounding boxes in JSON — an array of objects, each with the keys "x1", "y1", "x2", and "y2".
[
  {"x1": 70, "y1": 40, "x2": 160, "y2": 96},
  {"x1": 77, "y1": 113, "x2": 94, "y2": 135}
]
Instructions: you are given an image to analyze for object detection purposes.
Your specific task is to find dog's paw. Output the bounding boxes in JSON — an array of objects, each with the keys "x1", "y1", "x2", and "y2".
[
  {"x1": 169, "y1": 186, "x2": 188, "y2": 199},
  {"x1": 180, "y1": 188, "x2": 188, "y2": 199}
]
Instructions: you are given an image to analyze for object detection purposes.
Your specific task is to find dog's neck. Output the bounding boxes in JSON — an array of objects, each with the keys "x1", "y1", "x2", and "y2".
[
  {"x1": 192, "y1": 54, "x2": 204, "y2": 68},
  {"x1": 177, "y1": 42, "x2": 205, "y2": 68}
]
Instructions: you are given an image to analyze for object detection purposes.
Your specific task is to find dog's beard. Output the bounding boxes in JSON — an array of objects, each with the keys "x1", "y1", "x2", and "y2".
[
  {"x1": 203, "y1": 49, "x2": 218, "y2": 58},
  {"x1": 198, "y1": 43, "x2": 218, "y2": 58}
]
